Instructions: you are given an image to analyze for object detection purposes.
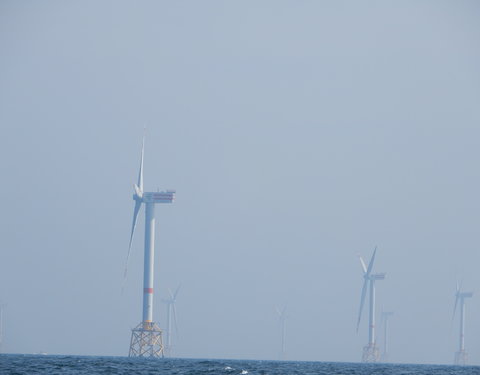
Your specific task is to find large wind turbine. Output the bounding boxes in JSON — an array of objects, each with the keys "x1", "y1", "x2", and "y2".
[
  {"x1": 162, "y1": 285, "x2": 180, "y2": 356},
  {"x1": 276, "y1": 306, "x2": 287, "y2": 360},
  {"x1": 380, "y1": 311, "x2": 393, "y2": 362},
  {"x1": 126, "y1": 136, "x2": 175, "y2": 358},
  {"x1": 357, "y1": 247, "x2": 385, "y2": 363},
  {"x1": 453, "y1": 282, "x2": 473, "y2": 366}
]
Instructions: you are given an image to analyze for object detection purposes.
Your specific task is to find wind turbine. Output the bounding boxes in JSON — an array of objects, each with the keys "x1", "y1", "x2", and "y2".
[
  {"x1": 380, "y1": 310, "x2": 393, "y2": 362},
  {"x1": 276, "y1": 306, "x2": 287, "y2": 360},
  {"x1": 453, "y1": 282, "x2": 473, "y2": 366},
  {"x1": 125, "y1": 136, "x2": 175, "y2": 358},
  {"x1": 357, "y1": 247, "x2": 385, "y2": 363},
  {"x1": 162, "y1": 285, "x2": 180, "y2": 356}
]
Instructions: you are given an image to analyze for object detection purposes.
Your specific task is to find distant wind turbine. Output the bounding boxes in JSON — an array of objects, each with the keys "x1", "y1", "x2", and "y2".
[
  {"x1": 357, "y1": 247, "x2": 385, "y2": 363},
  {"x1": 162, "y1": 285, "x2": 181, "y2": 356},
  {"x1": 125, "y1": 135, "x2": 176, "y2": 358},
  {"x1": 453, "y1": 282, "x2": 473, "y2": 366}
]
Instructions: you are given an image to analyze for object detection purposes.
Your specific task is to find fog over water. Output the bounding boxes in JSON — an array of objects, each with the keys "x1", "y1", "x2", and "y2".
[{"x1": 1, "y1": 1, "x2": 480, "y2": 365}]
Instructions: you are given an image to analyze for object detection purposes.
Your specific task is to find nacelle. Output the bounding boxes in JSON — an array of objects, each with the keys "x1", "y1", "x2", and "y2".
[{"x1": 142, "y1": 191, "x2": 176, "y2": 203}]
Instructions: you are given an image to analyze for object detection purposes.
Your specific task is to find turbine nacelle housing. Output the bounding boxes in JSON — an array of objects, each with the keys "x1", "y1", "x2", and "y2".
[
  {"x1": 141, "y1": 191, "x2": 176, "y2": 204},
  {"x1": 458, "y1": 292, "x2": 473, "y2": 299}
]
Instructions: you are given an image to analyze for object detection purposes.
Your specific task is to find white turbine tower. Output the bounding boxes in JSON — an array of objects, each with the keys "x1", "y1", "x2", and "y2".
[
  {"x1": 453, "y1": 282, "x2": 473, "y2": 366},
  {"x1": 380, "y1": 311, "x2": 393, "y2": 362},
  {"x1": 276, "y1": 306, "x2": 287, "y2": 360},
  {"x1": 162, "y1": 285, "x2": 180, "y2": 356},
  {"x1": 357, "y1": 247, "x2": 385, "y2": 363},
  {"x1": 126, "y1": 136, "x2": 175, "y2": 358}
]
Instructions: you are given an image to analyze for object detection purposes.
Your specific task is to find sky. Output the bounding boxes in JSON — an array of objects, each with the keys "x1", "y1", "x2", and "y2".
[{"x1": 1, "y1": 0, "x2": 480, "y2": 365}]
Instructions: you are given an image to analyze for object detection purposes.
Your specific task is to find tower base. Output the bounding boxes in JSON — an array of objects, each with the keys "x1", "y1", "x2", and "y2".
[
  {"x1": 362, "y1": 343, "x2": 380, "y2": 363},
  {"x1": 129, "y1": 322, "x2": 164, "y2": 358},
  {"x1": 454, "y1": 350, "x2": 468, "y2": 366}
]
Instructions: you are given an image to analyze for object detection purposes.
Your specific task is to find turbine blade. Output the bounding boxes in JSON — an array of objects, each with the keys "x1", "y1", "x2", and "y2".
[
  {"x1": 366, "y1": 246, "x2": 377, "y2": 276},
  {"x1": 173, "y1": 284, "x2": 181, "y2": 300},
  {"x1": 168, "y1": 288, "x2": 174, "y2": 300},
  {"x1": 452, "y1": 294, "x2": 460, "y2": 323},
  {"x1": 358, "y1": 255, "x2": 367, "y2": 274},
  {"x1": 453, "y1": 283, "x2": 460, "y2": 322},
  {"x1": 357, "y1": 279, "x2": 368, "y2": 332},
  {"x1": 138, "y1": 136, "x2": 144, "y2": 193},
  {"x1": 134, "y1": 184, "x2": 142, "y2": 198},
  {"x1": 172, "y1": 303, "x2": 179, "y2": 338},
  {"x1": 124, "y1": 200, "x2": 142, "y2": 280}
]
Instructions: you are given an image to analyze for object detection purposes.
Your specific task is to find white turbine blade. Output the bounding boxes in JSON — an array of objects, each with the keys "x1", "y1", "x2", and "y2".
[
  {"x1": 137, "y1": 136, "x2": 144, "y2": 193},
  {"x1": 452, "y1": 293, "x2": 460, "y2": 323},
  {"x1": 357, "y1": 279, "x2": 368, "y2": 332},
  {"x1": 172, "y1": 303, "x2": 179, "y2": 338},
  {"x1": 173, "y1": 284, "x2": 181, "y2": 300},
  {"x1": 134, "y1": 184, "x2": 142, "y2": 199},
  {"x1": 366, "y1": 246, "x2": 377, "y2": 276},
  {"x1": 168, "y1": 288, "x2": 174, "y2": 300},
  {"x1": 452, "y1": 281, "x2": 461, "y2": 322},
  {"x1": 124, "y1": 200, "x2": 142, "y2": 279},
  {"x1": 358, "y1": 255, "x2": 367, "y2": 274}
]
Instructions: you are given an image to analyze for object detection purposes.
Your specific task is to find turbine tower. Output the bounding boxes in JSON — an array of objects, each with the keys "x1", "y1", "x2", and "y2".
[
  {"x1": 276, "y1": 306, "x2": 287, "y2": 360},
  {"x1": 357, "y1": 247, "x2": 385, "y2": 363},
  {"x1": 453, "y1": 282, "x2": 473, "y2": 366},
  {"x1": 380, "y1": 311, "x2": 393, "y2": 362},
  {"x1": 126, "y1": 136, "x2": 175, "y2": 358},
  {"x1": 162, "y1": 285, "x2": 180, "y2": 356}
]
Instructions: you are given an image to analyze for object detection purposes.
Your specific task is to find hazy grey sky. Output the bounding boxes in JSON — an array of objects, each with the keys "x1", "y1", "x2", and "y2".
[{"x1": 1, "y1": 0, "x2": 480, "y2": 365}]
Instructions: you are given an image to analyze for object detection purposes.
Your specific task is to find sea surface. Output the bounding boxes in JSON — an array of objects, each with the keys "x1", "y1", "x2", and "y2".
[{"x1": 0, "y1": 355, "x2": 479, "y2": 375}]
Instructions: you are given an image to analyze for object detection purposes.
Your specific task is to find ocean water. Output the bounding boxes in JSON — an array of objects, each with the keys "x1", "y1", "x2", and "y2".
[{"x1": 0, "y1": 355, "x2": 479, "y2": 375}]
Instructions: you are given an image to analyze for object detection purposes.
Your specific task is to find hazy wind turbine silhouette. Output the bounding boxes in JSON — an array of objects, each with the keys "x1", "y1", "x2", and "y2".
[
  {"x1": 380, "y1": 311, "x2": 393, "y2": 362},
  {"x1": 357, "y1": 247, "x2": 385, "y2": 363},
  {"x1": 125, "y1": 136, "x2": 175, "y2": 358},
  {"x1": 453, "y1": 282, "x2": 473, "y2": 366},
  {"x1": 276, "y1": 306, "x2": 287, "y2": 360},
  {"x1": 162, "y1": 285, "x2": 180, "y2": 356}
]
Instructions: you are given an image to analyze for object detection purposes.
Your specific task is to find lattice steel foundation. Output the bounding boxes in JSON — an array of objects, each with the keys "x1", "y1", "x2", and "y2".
[
  {"x1": 129, "y1": 322, "x2": 164, "y2": 358},
  {"x1": 454, "y1": 350, "x2": 468, "y2": 366},
  {"x1": 362, "y1": 343, "x2": 380, "y2": 363}
]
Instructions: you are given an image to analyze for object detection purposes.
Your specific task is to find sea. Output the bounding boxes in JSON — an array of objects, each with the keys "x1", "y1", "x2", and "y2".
[{"x1": 0, "y1": 355, "x2": 479, "y2": 375}]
